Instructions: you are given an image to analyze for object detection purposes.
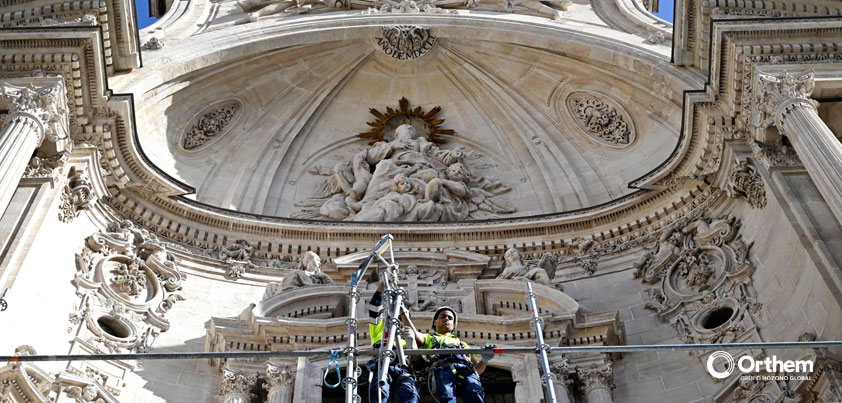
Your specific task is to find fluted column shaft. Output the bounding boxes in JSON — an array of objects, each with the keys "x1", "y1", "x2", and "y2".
[
  {"x1": 0, "y1": 78, "x2": 69, "y2": 217},
  {"x1": 754, "y1": 70, "x2": 842, "y2": 225},
  {"x1": 0, "y1": 115, "x2": 42, "y2": 215}
]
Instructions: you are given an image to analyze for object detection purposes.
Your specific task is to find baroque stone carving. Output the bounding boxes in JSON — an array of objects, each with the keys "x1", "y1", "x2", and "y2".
[
  {"x1": 365, "y1": 0, "x2": 458, "y2": 14},
  {"x1": 634, "y1": 216, "x2": 761, "y2": 345},
  {"x1": 23, "y1": 151, "x2": 68, "y2": 178},
  {"x1": 566, "y1": 91, "x2": 634, "y2": 147},
  {"x1": 752, "y1": 70, "x2": 816, "y2": 133},
  {"x1": 237, "y1": 0, "x2": 326, "y2": 22},
  {"x1": 647, "y1": 31, "x2": 665, "y2": 44},
  {"x1": 0, "y1": 81, "x2": 69, "y2": 144},
  {"x1": 58, "y1": 166, "x2": 96, "y2": 223},
  {"x1": 263, "y1": 251, "x2": 334, "y2": 298},
  {"x1": 70, "y1": 220, "x2": 186, "y2": 353},
  {"x1": 298, "y1": 124, "x2": 514, "y2": 221},
  {"x1": 496, "y1": 247, "x2": 559, "y2": 289},
  {"x1": 577, "y1": 361, "x2": 615, "y2": 397},
  {"x1": 359, "y1": 97, "x2": 453, "y2": 144},
  {"x1": 182, "y1": 101, "x2": 240, "y2": 150},
  {"x1": 750, "y1": 139, "x2": 801, "y2": 170},
  {"x1": 375, "y1": 26, "x2": 437, "y2": 60},
  {"x1": 220, "y1": 240, "x2": 255, "y2": 262},
  {"x1": 726, "y1": 160, "x2": 767, "y2": 209},
  {"x1": 264, "y1": 362, "x2": 295, "y2": 390},
  {"x1": 219, "y1": 368, "x2": 258, "y2": 401},
  {"x1": 143, "y1": 37, "x2": 163, "y2": 50}
]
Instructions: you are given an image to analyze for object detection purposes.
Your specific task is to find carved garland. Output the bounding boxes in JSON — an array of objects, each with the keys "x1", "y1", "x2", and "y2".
[
  {"x1": 181, "y1": 100, "x2": 242, "y2": 151},
  {"x1": 565, "y1": 91, "x2": 635, "y2": 147}
]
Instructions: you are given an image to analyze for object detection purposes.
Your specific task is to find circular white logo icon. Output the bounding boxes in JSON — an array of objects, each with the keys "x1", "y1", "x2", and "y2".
[{"x1": 707, "y1": 351, "x2": 735, "y2": 379}]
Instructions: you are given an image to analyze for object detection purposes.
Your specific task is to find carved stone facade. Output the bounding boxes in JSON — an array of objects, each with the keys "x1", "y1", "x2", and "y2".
[{"x1": 3, "y1": 0, "x2": 842, "y2": 402}]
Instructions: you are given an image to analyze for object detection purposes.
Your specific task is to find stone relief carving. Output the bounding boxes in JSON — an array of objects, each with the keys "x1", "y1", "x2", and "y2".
[
  {"x1": 182, "y1": 101, "x2": 240, "y2": 150},
  {"x1": 58, "y1": 166, "x2": 96, "y2": 223},
  {"x1": 647, "y1": 31, "x2": 665, "y2": 44},
  {"x1": 263, "y1": 251, "x2": 334, "y2": 299},
  {"x1": 474, "y1": 0, "x2": 570, "y2": 19},
  {"x1": 70, "y1": 220, "x2": 186, "y2": 353},
  {"x1": 726, "y1": 159, "x2": 767, "y2": 209},
  {"x1": 566, "y1": 91, "x2": 634, "y2": 147},
  {"x1": 375, "y1": 26, "x2": 437, "y2": 60},
  {"x1": 751, "y1": 70, "x2": 816, "y2": 135},
  {"x1": 237, "y1": 0, "x2": 327, "y2": 22},
  {"x1": 410, "y1": 289, "x2": 462, "y2": 312},
  {"x1": 496, "y1": 247, "x2": 560, "y2": 289},
  {"x1": 0, "y1": 81, "x2": 69, "y2": 144},
  {"x1": 358, "y1": 97, "x2": 454, "y2": 144},
  {"x1": 750, "y1": 139, "x2": 802, "y2": 170},
  {"x1": 23, "y1": 151, "x2": 68, "y2": 178},
  {"x1": 143, "y1": 37, "x2": 163, "y2": 50},
  {"x1": 297, "y1": 124, "x2": 514, "y2": 221},
  {"x1": 634, "y1": 215, "x2": 761, "y2": 345},
  {"x1": 576, "y1": 361, "x2": 615, "y2": 397},
  {"x1": 364, "y1": 0, "x2": 459, "y2": 14},
  {"x1": 219, "y1": 368, "x2": 258, "y2": 402}
]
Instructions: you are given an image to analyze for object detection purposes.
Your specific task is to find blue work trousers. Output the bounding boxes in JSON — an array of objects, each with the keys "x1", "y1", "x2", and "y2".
[
  {"x1": 433, "y1": 362, "x2": 485, "y2": 403},
  {"x1": 367, "y1": 360, "x2": 418, "y2": 403}
]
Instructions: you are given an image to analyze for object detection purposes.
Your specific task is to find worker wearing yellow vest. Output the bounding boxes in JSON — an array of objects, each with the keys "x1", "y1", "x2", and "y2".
[
  {"x1": 403, "y1": 305, "x2": 495, "y2": 403},
  {"x1": 367, "y1": 281, "x2": 419, "y2": 403}
]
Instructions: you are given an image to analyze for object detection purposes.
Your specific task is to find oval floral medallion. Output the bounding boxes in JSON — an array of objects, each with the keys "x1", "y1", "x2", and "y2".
[
  {"x1": 180, "y1": 99, "x2": 242, "y2": 151},
  {"x1": 566, "y1": 91, "x2": 635, "y2": 148}
]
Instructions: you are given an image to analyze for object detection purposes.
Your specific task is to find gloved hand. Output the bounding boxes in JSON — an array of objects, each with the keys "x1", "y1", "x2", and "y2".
[{"x1": 481, "y1": 343, "x2": 497, "y2": 362}]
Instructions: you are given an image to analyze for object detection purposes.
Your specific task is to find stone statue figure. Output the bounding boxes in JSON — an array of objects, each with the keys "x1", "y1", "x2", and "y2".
[
  {"x1": 476, "y1": 0, "x2": 570, "y2": 20},
  {"x1": 298, "y1": 124, "x2": 514, "y2": 222},
  {"x1": 237, "y1": 0, "x2": 328, "y2": 22},
  {"x1": 278, "y1": 251, "x2": 334, "y2": 292},
  {"x1": 496, "y1": 247, "x2": 554, "y2": 287},
  {"x1": 412, "y1": 289, "x2": 442, "y2": 312}
]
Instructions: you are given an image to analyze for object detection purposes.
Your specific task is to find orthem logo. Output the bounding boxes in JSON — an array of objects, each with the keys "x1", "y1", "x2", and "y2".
[{"x1": 706, "y1": 351, "x2": 735, "y2": 379}]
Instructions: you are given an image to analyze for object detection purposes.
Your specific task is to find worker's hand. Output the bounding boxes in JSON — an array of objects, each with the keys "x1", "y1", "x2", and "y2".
[{"x1": 482, "y1": 343, "x2": 497, "y2": 362}]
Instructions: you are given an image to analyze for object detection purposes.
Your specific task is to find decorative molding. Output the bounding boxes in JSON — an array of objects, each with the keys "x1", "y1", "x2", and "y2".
[
  {"x1": 374, "y1": 26, "x2": 437, "y2": 60},
  {"x1": 576, "y1": 361, "x2": 615, "y2": 397},
  {"x1": 219, "y1": 368, "x2": 258, "y2": 400},
  {"x1": 23, "y1": 151, "x2": 69, "y2": 178},
  {"x1": 566, "y1": 91, "x2": 635, "y2": 147},
  {"x1": 181, "y1": 100, "x2": 241, "y2": 151}
]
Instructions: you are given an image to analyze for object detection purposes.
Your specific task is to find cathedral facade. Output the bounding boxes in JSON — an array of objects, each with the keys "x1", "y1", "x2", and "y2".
[{"x1": 1, "y1": 0, "x2": 842, "y2": 401}]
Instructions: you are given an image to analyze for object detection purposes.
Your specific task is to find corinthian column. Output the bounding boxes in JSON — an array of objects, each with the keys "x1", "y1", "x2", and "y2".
[
  {"x1": 577, "y1": 362, "x2": 614, "y2": 403},
  {"x1": 219, "y1": 368, "x2": 258, "y2": 403},
  {"x1": 753, "y1": 70, "x2": 842, "y2": 225},
  {"x1": 263, "y1": 362, "x2": 296, "y2": 403},
  {"x1": 550, "y1": 358, "x2": 572, "y2": 403},
  {"x1": 0, "y1": 79, "x2": 69, "y2": 216}
]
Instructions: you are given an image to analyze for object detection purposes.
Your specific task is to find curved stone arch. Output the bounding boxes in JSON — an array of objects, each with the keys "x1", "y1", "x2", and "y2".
[{"x1": 256, "y1": 284, "x2": 349, "y2": 318}]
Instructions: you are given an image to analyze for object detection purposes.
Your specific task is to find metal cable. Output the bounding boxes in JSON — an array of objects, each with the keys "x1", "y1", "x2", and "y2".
[{"x1": 5, "y1": 341, "x2": 842, "y2": 363}]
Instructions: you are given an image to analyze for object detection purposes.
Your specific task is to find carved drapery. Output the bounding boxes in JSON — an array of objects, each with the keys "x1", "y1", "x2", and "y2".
[
  {"x1": 0, "y1": 79, "x2": 69, "y2": 216},
  {"x1": 752, "y1": 70, "x2": 842, "y2": 224},
  {"x1": 219, "y1": 368, "x2": 258, "y2": 403}
]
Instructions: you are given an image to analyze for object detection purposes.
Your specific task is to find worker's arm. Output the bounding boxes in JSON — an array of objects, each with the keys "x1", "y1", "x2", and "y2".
[
  {"x1": 400, "y1": 307, "x2": 427, "y2": 347},
  {"x1": 472, "y1": 355, "x2": 488, "y2": 376}
]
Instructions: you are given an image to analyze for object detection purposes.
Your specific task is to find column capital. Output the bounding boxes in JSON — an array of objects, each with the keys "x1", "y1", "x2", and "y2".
[
  {"x1": 219, "y1": 367, "x2": 258, "y2": 401},
  {"x1": 263, "y1": 362, "x2": 296, "y2": 390},
  {"x1": 0, "y1": 79, "x2": 69, "y2": 146},
  {"x1": 752, "y1": 70, "x2": 817, "y2": 134},
  {"x1": 577, "y1": 361, "x2": 615, "y2": 396}
]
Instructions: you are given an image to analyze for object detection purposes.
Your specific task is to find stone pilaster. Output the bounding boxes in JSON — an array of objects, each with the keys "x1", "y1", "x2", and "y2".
[
  {"x1": 752, "y1": 70, "x2": 842, "y2": 225},
  {"x1": 263, "y1": 362, "x2": 295, "y2": 403},
  {"x1": 0, "y1": 79, "x2": 69, "y2": 216},
  {"x1": 577, "y1": 362, "x2": 614, "y2": 403},
  {"x1": 219, "y1": 368, "x2": 258, "y2": 403}
]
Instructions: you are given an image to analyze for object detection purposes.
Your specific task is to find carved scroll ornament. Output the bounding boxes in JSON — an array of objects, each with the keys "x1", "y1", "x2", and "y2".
[
  {"x1": 566, "y1": 91, "x2": 635, "y2": 147},
  {"x1": 181, "y1": 100, "x2": 241, "y2": 151}
]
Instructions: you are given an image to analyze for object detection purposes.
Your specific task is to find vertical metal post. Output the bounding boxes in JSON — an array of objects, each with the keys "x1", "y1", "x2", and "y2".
[
  {"x1": 526, "y1": 281, "x2": 557, "y2": 403},
  {"x1": 344, "y1": 282, "x2": 361, "y2": 403}
]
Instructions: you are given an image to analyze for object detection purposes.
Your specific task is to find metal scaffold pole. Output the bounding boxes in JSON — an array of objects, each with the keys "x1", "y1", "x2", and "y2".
[{"x1": 527, "y1": 281, "x2": 557, "y2": 403}]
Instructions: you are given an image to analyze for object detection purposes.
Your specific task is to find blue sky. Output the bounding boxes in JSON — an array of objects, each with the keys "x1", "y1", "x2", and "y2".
[{"x1": 134, "y1": 1, "x2": 674, "y2": 30}]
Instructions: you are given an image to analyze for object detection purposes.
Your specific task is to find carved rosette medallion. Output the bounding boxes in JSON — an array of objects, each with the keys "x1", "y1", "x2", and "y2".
[
  {"x1": 375, "y1": 25, "x2": 436, "y2": 60},
  {"x1": 181, "y1": 100, "x2": 242, "y2": 151},
  {"x1": 566, "y1": 91, "x2": 635, "y2": 147}
]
